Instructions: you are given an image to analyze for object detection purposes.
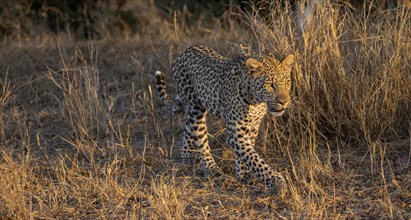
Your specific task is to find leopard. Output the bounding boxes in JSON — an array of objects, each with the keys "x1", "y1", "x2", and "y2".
[{"x1": 155, "y1": 46, "x2": 294, "y2": 194}]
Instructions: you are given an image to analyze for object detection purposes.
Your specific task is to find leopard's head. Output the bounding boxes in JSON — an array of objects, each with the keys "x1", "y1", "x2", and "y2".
[{"x1": 245, "y1": 54, "x2": 294, "y2": 116}]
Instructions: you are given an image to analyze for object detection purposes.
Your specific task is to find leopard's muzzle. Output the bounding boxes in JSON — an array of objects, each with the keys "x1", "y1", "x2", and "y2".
[{"x1": 268, "y1": 91, "x2": 290, "y2": 116}]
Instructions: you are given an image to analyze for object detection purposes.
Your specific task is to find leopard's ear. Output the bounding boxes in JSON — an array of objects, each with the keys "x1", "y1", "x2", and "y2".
[
  {"x1": 282, "y1": 54, "x2": 294, "y2": 66},
  {"x1": 246, "y1": 58, "x2": 264, "y2": 77}
]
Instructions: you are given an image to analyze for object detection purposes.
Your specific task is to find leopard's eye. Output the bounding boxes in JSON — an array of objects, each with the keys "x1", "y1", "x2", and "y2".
[{"x1": 264, "y1": 81, "x2": 274, "y2": 91}]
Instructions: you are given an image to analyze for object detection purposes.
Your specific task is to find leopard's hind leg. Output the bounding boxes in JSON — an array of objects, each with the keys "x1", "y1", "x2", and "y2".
[{"x1": 185, "y1": 105, "x2": 221, "y2": 176}]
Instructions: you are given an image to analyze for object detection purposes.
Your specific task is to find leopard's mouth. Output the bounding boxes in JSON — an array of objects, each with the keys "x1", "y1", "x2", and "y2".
[
  {"x1": 269, "y1": 109, "x2": 285, "y2": 117},
  {"x1": 268, "y1": 103, "x2": 286, "y2": 116}
]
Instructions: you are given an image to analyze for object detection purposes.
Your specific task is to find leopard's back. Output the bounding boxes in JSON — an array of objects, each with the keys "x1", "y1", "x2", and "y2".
[{"x1": 172, "y1": 46, "x2": 240, "y2": 117}]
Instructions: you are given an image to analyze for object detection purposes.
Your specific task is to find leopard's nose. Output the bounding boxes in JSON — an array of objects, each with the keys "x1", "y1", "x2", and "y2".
[{"x1": 276, "y1": 93, "x2": 290, "y2": 106}]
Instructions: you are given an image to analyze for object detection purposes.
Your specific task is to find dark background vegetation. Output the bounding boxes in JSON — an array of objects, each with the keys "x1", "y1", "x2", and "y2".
[{"x1": 1, "y1": 0, "x2": 402, "y2": 38}]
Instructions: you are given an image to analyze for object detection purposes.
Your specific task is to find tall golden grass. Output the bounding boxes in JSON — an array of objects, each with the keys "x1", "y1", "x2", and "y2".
[{"x1": 0, "y1": 0, "x2": 410, "y2": 218}]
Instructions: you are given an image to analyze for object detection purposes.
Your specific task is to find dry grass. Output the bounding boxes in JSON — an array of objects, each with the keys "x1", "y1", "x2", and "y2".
[{"x1": 0, "y1": 1, "x2": 410, "y2": 219}]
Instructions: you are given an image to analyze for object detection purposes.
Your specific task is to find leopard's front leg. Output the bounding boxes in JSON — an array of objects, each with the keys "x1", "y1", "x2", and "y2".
[{"x1": 227, "y1": 121, "x2": 284, "y2": 194}]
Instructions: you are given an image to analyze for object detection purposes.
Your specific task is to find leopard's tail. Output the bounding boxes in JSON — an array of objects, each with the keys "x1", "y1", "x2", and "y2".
[
  {"x1": 155, "y1": 71, "x2": 172, "y2": 107},
  {"x1": 154, "y1": 71, "x2": 183, "y2": 114}
]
